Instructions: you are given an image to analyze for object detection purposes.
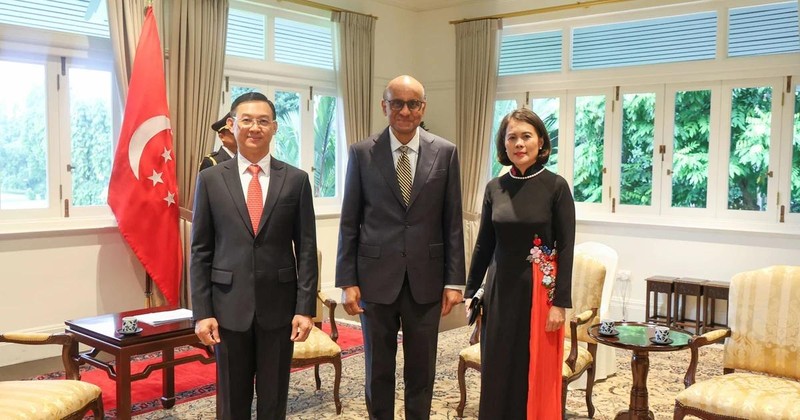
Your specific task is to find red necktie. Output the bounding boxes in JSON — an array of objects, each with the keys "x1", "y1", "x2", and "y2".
[{"x1": 246, "y1": 164, "x2": 263, "y2": 234}]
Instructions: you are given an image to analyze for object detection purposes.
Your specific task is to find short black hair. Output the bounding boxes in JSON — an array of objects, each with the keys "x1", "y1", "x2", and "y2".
[
  {"x1": 494, "y1": 108, "x2": 551, "y2": 166},
  {"x1": 230, "y1": 92, "x2": 276, "y2": 120}
]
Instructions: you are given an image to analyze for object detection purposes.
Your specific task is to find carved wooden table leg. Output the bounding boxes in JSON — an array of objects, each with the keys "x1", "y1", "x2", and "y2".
[{"x1": 615, "y1": 350, "x2": 654, "y2": 420}]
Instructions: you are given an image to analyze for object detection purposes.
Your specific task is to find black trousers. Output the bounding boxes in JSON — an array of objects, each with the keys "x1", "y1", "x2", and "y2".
[
  {"x1": 215, "y1": 319, "x2": 293, "y2": 420},
  {"x1": 360, "y1": 279, "x2": 441, "y2": 420}
]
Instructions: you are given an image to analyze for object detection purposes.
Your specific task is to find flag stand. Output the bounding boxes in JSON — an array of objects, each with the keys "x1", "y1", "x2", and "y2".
[{"x1": 145, "y1": 274, "x2": 153, "y2": 308}]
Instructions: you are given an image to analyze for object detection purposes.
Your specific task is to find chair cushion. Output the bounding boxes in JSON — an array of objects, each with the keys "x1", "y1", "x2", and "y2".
[
  {"x1": 562, "y1": 340, "x2": 593, "y2": 377},
  {"x1": 676, "y1": 372, "x2": 800, "y2": 419},
  {"x1": 0, "y1": 379, "x2": 101, "y2": 419},
  {"x1": 459, "y1": 343, "x2": 481, "y2": 364},
  {"x1": 292, "y1": 326, "x2": 341, "y2": 359}
]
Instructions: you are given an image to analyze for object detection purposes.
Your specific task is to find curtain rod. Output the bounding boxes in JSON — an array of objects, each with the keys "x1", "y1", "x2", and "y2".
[
  {"x1": 449, "y1": 0, "x2": 635, "y2": 24},
  {"x1": 278, "y1": 0, "x2": 378, "y2": 19}
]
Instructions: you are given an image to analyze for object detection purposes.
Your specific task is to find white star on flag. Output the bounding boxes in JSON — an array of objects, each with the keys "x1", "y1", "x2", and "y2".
[
  {"x1": 147, "y1": 170, "x2": 164, "y2": 186},
  {"x1": 161, "y1": 147, "x2": 173, "y2": 163},
  {"x1": 163, "y1": 191, "x2": 176, "y2": 206}
]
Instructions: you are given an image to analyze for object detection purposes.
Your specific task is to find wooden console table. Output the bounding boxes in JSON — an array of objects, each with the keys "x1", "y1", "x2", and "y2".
[{"x1": 65, "y1": 306, "x2": 214, "y2": 419}]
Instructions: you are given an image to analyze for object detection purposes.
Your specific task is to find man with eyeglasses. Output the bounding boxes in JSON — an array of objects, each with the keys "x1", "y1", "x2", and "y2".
[
  {"x1": 199, "y1": 112, "x2": 237, "y2": 171},
  {"x1": 336, "y1": 75, "x2": 465, "y2": 420},
  {"x1": 191, "y1": 92, "x2": 318, "y2": 419}
]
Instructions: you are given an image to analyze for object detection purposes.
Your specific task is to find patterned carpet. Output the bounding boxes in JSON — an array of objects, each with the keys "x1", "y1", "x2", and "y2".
[{"x1": 135, "y1": 326, "x2": 721, "y2": 419}]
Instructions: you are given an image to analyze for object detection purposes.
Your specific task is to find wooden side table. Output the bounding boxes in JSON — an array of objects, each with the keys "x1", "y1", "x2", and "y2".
[
  {"x1": 589, "y1": 322, "x2": 693, "y2": 419},
  {"x1": 673, "y1": 278, "x2": 707, "y2": 334},
  {"x1": 65, "y1": 306, "x2": 214, "y2": 419},
  {"x1": 702, "y1": 281, "x2": 730, "y2": 333},
  {"x1": 645, "y1": 276, "x2": 677, "y2": 326}
]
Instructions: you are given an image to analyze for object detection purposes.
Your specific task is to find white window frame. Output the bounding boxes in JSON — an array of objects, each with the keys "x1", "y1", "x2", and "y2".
[
  {"x1": 611, "y1": 84, "x2": 665, "y2": 216},
  {"x1": 716, "y1": 77, "x2": 783, "y2": 221},
  {"x1": 778, "y1": 76, "x2": 800, "y2": 224},
  {"x1": 566, "y1": 87, "x2": 614, "y2": 215},
  {"x1": 660, "y1": 81, "x2": 722, "y2": 219},
  {"x1": 0, "y1": 48, "x2": 118, "y2": 221}
]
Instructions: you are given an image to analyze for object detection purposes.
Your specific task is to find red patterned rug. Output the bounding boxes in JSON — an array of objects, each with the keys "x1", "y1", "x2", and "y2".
[{"x1": 35, "y1": 322, "x2": 363, "y2": 418}]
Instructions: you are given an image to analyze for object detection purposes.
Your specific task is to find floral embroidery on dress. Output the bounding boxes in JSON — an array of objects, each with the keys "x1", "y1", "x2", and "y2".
[{"x1": 526, "y1": 235, "x2": 557, "y2": 304}]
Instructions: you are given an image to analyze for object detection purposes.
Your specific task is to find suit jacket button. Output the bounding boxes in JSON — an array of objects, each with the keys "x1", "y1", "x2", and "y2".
[{"x1": 401, "y1": 251, "x2": 407, "y2": 257}]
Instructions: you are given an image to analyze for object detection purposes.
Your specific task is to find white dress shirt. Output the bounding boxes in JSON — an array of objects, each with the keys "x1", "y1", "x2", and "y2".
[
  {"x1": 237, "y1": 154, "x2": 270, "y2": 204},
  {"x1": 389, "y1": 127, "x2": 420, "y2": 184}
]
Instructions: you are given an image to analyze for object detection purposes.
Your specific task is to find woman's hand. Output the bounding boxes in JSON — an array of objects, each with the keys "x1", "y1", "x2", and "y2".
[{"x1": 545, "y1": 306, "x2": 566, "y2": 332}]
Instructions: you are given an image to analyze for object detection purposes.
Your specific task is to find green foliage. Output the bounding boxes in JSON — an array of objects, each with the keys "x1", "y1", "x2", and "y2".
[
  {"x1": 70, "y1": 100, "x2": 112, "y2": 206},
  {"x1": 0, "y1": 87, "x2": 47, "y2": 204},
  {"x1": 727, "y1": 87, "x2": 771, "y2": 211},
  {"x1": 273, "y1": 91, "x2": 300, "y2": 167},
  {"x1": 573, "y1": 96, "x2": 605, "y2": 203},
  {"x1": 672, "y1": 90, "x2": 711, "y2": 208},
  {"x1": 313, "y1": 96, "x2": 336, "y2": 198},
  {"x1": 620, "y1": 93, "x2": 654, "y2": 206}
]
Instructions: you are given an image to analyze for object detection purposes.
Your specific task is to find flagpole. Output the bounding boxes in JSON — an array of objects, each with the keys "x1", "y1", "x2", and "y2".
[{"x1": 143, "y1": 0, "x2": 154, "y2": 309}]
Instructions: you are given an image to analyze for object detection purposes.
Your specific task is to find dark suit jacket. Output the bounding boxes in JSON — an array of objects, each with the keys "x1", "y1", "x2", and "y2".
[
  {"x1": 199, "y1": 146, "x2": 233, "y2": 171},
  {"x1": 336, "y1": 128, "x2": 465, "y2": 305},
  {"x1": 191, "y1": 157, "x2": 318, "y2": 332}
]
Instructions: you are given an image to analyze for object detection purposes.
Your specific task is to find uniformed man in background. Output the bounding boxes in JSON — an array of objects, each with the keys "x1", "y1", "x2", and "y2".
[{"x1": 199, "y1": 112, "x2": 237, "y2": 171}]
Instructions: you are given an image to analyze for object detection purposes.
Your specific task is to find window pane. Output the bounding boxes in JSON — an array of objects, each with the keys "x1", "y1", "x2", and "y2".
[
  {"x1": 490, "y1": 99, "x2": 518, "y2": 178},
  {"x1": 313, "y1": 95, "x2": 336, "y2": 198},
  {"x1": 672, "y1": 89, "x2": 711, "y2": 208},
  {"x1": 728, "y1": 86, "x2": 771, "y2": 211},
  {"x1": 620, "y1": 93, "x2": 655, "y2": 206},
  {"x1": 0, "y1": 60, "x2": 48, "y2": 209},
  {"x1": 273, "y1": 90, "x2": 300, "y2": 167},
  {"x1": 530, "y1": 97, "x2": 560, "y2": 173},
  {"x1": 231, "y1": 86, "x2": 258, "y2": 103},
  {"x1": 792, "y1": 86, "x2": 800, "y2": 213},
  {"x1": 499, "y1": 31, "x2": 562, "y2": 76},
  {"x1": 573, "y1": 95, "x2": 605, "y2": 203},
  {"x1": 69, "y1": 68, "x2": 113, "y2": 207}
]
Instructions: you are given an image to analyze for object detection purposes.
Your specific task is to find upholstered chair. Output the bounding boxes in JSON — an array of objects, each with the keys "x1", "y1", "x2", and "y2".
[
  {"x1": 290, "y1": 250, "x2": 342, "y2": 414},
  {"x1": 456, "y1": 252, "x2": 607, "y2": 418},
  {"x1": 572, "y1": 241, "x2": 618, "y2": 389},
  {"x1": 0, "y1": 332, "x2": 103, "y2": 419},
  {"x1": 674, "y1": 265, "x2": 800, "y2": 419}
]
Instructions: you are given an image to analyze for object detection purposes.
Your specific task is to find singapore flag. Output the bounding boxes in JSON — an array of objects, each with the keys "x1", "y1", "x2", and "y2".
[{"x1": 108, "y1": 6, "x2": 181, "y2": 305}]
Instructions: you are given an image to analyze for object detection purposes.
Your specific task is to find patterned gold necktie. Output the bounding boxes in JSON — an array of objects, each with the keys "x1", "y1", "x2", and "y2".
[{"x1": 396, "y1": 146, "x2": 412, "y2": 205}]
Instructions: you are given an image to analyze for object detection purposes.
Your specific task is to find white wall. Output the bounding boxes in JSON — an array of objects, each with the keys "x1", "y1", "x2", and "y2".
[{"x1": 2, "y1": 0, "x2": 798, "y2": 367}]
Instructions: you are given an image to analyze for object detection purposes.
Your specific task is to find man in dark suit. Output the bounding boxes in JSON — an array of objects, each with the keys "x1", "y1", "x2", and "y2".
[
  {"x1": 191, "y1": 92, "x2": 318, "y2": 419},
  {"x1": 199, "y1": 112, "x2": 237, "y2": 171},
  {"x1": 336, "y1": 75, "x2": 465, "y2": 420}
]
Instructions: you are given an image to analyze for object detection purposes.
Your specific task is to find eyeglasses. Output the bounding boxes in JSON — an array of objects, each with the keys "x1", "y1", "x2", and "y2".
[
  {"x1": 385, "y1": 99, "x2": 425, "y2": 111},
  {"x1": 234, "y1": 117, "x2": 274, "y2": 129}
]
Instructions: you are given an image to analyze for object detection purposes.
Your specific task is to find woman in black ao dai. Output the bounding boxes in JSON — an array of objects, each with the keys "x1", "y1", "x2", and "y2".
[{"x1": 465, "y1": 108, "x2": 576, "y2": 419}]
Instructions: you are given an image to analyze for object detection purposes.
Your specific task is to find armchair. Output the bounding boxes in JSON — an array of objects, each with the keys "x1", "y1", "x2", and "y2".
[
  {"x1": 290, "y1": 250, "x2": 342, "y2": 414},
  {"x1": 674, "y1": 265, "x2": 800, "y2": 420},
  {"x1": 456, "y1": 253, "x2": 607, "y2": 418},
  {"x1": 0, "y1": 332, "x2": 103, "y2": 419}
]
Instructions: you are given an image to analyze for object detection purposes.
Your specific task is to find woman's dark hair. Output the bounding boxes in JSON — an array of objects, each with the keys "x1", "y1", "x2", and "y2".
[{"x1": 494, "y1": 108, "x2": 551, "y2": 166}]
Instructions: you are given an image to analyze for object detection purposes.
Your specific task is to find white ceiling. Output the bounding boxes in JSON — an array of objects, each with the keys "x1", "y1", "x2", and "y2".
[{"x1": 371, "y1": 0, "x2": 489, "y2": 12}]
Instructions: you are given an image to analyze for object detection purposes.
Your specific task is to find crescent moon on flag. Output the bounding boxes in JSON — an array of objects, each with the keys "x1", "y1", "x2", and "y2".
[{"x1": 128, "y1": 115, "x2": 172, "y2": 180}]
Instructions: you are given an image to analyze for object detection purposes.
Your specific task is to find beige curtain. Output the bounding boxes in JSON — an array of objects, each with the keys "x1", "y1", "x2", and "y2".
[
  {"x1": 331, "y1": 11, "x2": 376, "y2": 145},
  {"x1": 168, "y1": 0, "x2": 229, "y2": 307},
  {"x1": 454, "y1": 19, "x2": 501, "y2": 269},
  {"x1": 107, "y1": 0, "x2": 165, "y2": 102}
]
